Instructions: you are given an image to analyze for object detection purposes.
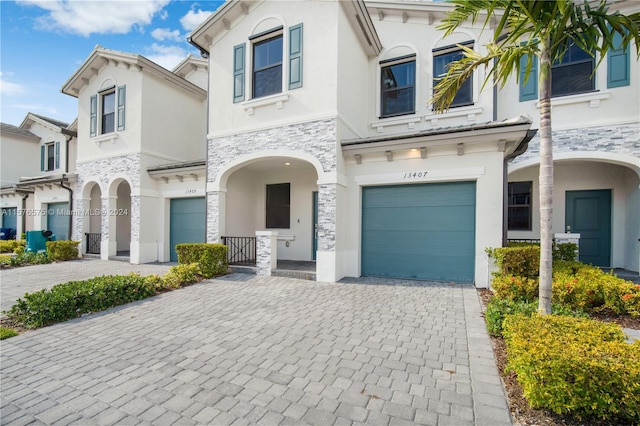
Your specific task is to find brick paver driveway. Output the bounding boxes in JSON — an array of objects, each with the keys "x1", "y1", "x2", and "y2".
[{"x1": 1, "y1": 273, "x2": 511, "y2": 425}]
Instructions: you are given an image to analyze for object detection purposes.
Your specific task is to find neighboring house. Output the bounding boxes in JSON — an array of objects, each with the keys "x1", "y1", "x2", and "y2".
[
  {"x1": 61, "y1": 47, "x2": 208, "y2": 263},
  {"x1": 0, "y1": 114, "x2": 77, "y2": 240},
  {"x1": 188, "y1": 0, "x2": 537, "y2": 286},
  {"x1": 502, "y1": 1, "x2": 640, "y2": 274}
]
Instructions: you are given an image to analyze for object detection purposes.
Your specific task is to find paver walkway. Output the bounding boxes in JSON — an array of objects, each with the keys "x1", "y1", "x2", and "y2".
[
  {"x1": 0, "y1": 259, "x2": 172, "y2": 314},
  {"x1": 1, "y1": 273, "x2": 511, "y2": 425}
]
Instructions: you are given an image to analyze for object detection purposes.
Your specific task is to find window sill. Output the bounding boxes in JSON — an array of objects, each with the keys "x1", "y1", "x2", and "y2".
[
  {"x1": 424, "y1": 105, "x2": 483, "y2": 126},
  {"x1": 536, "y1": 91, "x2": 609, "y2": 109},
  {"x1": 242, "y1": 93, "x2": 289, "y2": 115},
  {"x1": 371, "y1": 114, "x2": 421, "y2": 133},
  {"x1": 92, "y1": 132, "x2": 119, "y2": 146}
]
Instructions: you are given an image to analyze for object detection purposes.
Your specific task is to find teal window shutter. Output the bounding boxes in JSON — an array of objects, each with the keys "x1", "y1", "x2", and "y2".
[
  {"x1": 117, "y1": 85, "x2": 126, "y2": 131},
  {"x1": 607, "y1": 32, "x2": 630, "y2": 88},
  {"x1": 90, "y1": 95, "x2": 97, "y2": 137},
  {"x1": 233, "y1": 43, "x2": 246, "y2": 103},
  {"x1": 288, "y1": 23, "x2": 303, "y2": 90},
  {"x1": 55, "y1": 141, "x2": 60, "y2": 169},
  {"x1": 40, "y1": 145, "x2": 45, "y2": 171},
  {"x1": 519, "y1": 53, "x2": 538, "y2": 101}
]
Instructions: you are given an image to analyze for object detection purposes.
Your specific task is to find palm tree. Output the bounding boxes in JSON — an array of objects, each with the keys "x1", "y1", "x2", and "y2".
[{"x1": 431, "y1": 0, "x2": 640, "y2": 314}]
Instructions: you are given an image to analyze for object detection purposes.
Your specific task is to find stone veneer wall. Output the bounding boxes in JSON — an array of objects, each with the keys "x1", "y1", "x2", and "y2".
[
  {"x1": 206, "y1": 119, "x2": 338, "y2": 244},
  {"x1": 511, "y1": 122, "x2": 640, "y2": 165},
  {"x1": 73, "y1": 154, "x2": 141, "y2": 243}
]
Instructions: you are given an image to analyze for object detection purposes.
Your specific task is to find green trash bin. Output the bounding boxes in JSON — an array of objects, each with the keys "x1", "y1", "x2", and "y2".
[{"x1": 25, "y1": 230, "x2": 53, "y2": 253}]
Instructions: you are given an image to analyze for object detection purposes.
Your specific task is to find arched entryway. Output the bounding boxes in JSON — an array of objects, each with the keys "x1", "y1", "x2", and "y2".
[
  {"x1": 80, "y1": 181, "x2": 102, "y2": 255},
  {"x1": 508, "y1": 153, "x2": 640, "y2": 272},
  {"x1": 107, "y1": 178, "x2": 132, "y2": 259}
]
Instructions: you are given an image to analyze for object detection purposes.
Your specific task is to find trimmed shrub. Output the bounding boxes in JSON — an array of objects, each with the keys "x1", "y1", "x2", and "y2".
[
  {"x1": 487, "y1": 245, "x2": 540, "y2": 278},
  {"x1": 553, "y1": 241, "x2": 578, "y2": 261},
  {"x1": 161, "y1": 263, "x2": 203, "y2": 290},
  {"x1": 491, "y1": 275, "x2": 539, "y2": 302},
  {"x1": 175, "y1": 243, "x2": 228, "y2": 278},
  {"x1": 0, "y1": 251, "x2": 51, "y2": 269},
  {"x1": 0, "y1": 326, "x2": 18, "y2": 340},
  {"x1": 0, "y1": 240, "x2": 25, "y2": 253},
  {"x1": 503, "y1": 314, "x2": 640, "y2": 422},
  {"x1": 46, "y1": 240, "x2": 80, "y2": 261},
  {"x1": 7, "y1": 273, "x2": 155, "y2": 329}
]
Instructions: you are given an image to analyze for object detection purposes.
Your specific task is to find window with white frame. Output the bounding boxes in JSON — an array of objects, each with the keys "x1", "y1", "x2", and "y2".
[
  {"x1": 252, "y1": 31, "x2": 283, "y2": 99},
  {"x1": 90, "y1": 85, "x2": 126, "y2": 137},
  {"x1": 380, "y1": 55, "x2": 416, "y2": 118},
  {"x1": 432, "y1": 41, "x2": 474, "y2": 108},
  {"x1": 40, "y1": 141, "x2": 60, "y2": 172}
]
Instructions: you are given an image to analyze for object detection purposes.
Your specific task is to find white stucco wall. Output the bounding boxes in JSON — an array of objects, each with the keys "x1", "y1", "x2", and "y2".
[{"x1": 0, "y1": 134, "x2": 40, "y2": 185}]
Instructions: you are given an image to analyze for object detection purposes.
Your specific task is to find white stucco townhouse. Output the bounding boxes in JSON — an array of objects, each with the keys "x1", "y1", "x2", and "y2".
[
  {"x1": 0, "y1": 113, "x2": 77, "y2": 241},
  {"x1": 61, "y1": 47, "x2": 209, "y2": 263}
]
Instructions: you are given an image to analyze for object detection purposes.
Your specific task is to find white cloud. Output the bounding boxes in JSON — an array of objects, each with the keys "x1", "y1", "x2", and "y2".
[
  {"x1": 0, "y1": 72, "x2": 27, "y2": 96},
  {"x1": 17, "y1": 0, "x2": 171, "y2": 37},
  {"x1": 145, "y1": 43, "x2": 187, "y2": 70},
  {"x1": 179, "y1": 8, "x2": 214, "y2": 31},
  {"x1": 151, "y1": 27, "x2": 182, "y2": 42}
]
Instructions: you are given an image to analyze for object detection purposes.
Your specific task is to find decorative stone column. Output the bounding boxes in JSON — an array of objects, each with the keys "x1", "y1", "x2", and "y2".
[
  {"x1": 206, "y1": 191, "x2": 225, "y2": 243},
  {"x1": 256, "y1": 231, "x2": 278, "y2": 276}
]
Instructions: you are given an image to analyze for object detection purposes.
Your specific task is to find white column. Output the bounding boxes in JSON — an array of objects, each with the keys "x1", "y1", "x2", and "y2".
[{"x1": 256, "y1": 230, "x2": 278, "y2": 276}]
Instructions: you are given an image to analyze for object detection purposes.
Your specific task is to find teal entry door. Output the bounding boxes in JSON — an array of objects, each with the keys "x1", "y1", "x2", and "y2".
[{"x1": 565, "y1": 190, "x2": 611, "y2": 267}]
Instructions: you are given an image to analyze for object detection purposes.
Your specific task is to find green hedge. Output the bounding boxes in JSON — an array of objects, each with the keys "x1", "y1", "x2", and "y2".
[
  {"x1": 7, "y1": 274, "x2": 155, "y2": 328},
  {"x1": 0, "y1": 251, "x2": 50, "y2": 269},
  {"x1": 46, "y1": 240, "x2": 80, "y2": 261},
  {"x1": 488, "y1": 242, "x2": 578, "y2": 278},
  {"x1": 503, "y1": 314, "x2": 640, "y2": 422},
  {"x1": 0, "y1": 240, "x2": 25, "y2": 254},
  {"x1": 175, "y1": 243, "x2": 228, "y2": 278}
]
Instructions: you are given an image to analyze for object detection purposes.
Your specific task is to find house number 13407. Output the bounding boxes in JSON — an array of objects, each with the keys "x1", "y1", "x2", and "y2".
[{"x1": 403, "y1": 171, "x2": 428, "y2": 179}]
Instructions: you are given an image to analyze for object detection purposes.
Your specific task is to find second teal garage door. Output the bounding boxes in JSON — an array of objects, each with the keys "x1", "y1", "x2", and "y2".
[
  {"x1": 47, "y1": 202, "x2": 70, "y2": 240},
  {"x1": 170, "y1": 197, "x2": 206, "y2": 262},
  {"x1": 362, "y1": 181, "x2": 476, "y2": 283}
]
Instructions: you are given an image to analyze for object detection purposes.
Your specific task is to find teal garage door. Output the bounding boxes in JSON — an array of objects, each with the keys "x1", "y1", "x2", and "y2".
[
  {"x1": 362, "y1": 181, "x2": 476, "y2": 282},
  {"x1": 47, "y1": 202, "x2": 69, "y2": 240},
  {"x1": 170, "y1": 197, "x2": 206, "y2": 262}
]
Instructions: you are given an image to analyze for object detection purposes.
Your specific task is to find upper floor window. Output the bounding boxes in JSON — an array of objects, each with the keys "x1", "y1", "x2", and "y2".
[
  {"x1": 252, "y1": 32, "x2": 283, "y2": 99},
  {"x1": 552, "y1": 43, "x2": 594, "y2": 97},
  {"x1": 233, "y1": 24, "x2": 303, "y2": 103},
  {"x1": 380, "y1": 55, "x2": 416, "y2": 118},
  {"x1": 508, "y1": 181, "x2": 532, "y2": 231},
  {"x1": 433, "y1": 41, "x2": 473, "y2": 108},
  {"x1": 40, "y1": 141, "x2": 60, "y2": 172},
  {"x1": 90, "y1": 85, "x2": 126, "y2": 137}
]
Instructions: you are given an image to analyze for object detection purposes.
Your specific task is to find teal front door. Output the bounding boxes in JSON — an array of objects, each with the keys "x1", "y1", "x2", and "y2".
[
  {"x1": 566, "y1": 190, "x2": 611, "y2": 267},
  {"x1": 47, "y1": 202, "x2": 69, "y2": 240},
  {"x1": 361, "y1": 181, "x2": 476, "y2": 282},
  {"x1": 170, "y1": 197, "x2": 206, "y2": 262}
]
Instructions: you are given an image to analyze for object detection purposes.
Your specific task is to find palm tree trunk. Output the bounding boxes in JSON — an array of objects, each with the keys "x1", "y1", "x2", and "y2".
[{"x1": 538, "y1": 37, "x2": 553, "y2": 315}]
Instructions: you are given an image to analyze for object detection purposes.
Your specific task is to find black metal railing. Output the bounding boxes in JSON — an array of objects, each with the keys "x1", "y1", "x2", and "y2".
[
  {"x1": 85, "y1": 233, "x2": 101, "y2": 254},
  {"x1": 507, "y1": 238, "x2": 542, "y2": 244},
  {"x1": 221, "y1": 236, "x2": 256, "y2": 266}
]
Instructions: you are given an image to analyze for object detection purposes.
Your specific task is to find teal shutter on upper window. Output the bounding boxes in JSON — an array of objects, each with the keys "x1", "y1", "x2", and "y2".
[
  {"x1": 90, "y1": 95, "x2": 97, "y2": 137},
  {"x1": 607, "y1": 32, "x2": 630, "y2": 88},
  {"x1": 117, "y1": 85, "x2": 126, "y2": 131},
  {"x1": 55, "y1": 141, "x2": 60, "y2": 169},
  {"x1": 288, "y1": 23, "x2": 303, "y2": 90},
  {"x1": 233, "y1": 43, "x2": 246, "y2": 103},
  {"x1": 40, "y1": 145, "x2": 45, "y2": 171},
  {"x1": 519, "y1": 54, "x2": 538, "y2": 101}
]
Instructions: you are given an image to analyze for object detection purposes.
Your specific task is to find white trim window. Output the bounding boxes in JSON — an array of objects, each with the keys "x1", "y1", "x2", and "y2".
[
  {"x1": 433, "y1": 41, "x2": 474, "y2": 108},
  {"x1": 40, "y1": 141, "x2": 60, "y2": 172},
  {"x1": 380, "y1": 55, "x2": 416, "y2": 118},
  {"x1": 90, "y1": 85, "x2": 126, "y2": 137}
]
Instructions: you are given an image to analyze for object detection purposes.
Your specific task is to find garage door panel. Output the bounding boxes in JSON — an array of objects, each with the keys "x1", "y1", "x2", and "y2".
[
  {"x1": 362, "y1": 182, "x2": 475, "y2": 282},
  {"x1": 363, "y1": 206, "x2": 475, "y2": 232},
  {"x1": 170, "y1": 197, "x2": 205, "y2": 262},
  {"x1": 47, "y1": 202, "x2": 69, "y2": 241}
]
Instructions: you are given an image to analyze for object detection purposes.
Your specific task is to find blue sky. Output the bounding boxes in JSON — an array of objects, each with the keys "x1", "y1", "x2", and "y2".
[{"x1": 0, "y1": 0, "x2": 225, "y2": 126}]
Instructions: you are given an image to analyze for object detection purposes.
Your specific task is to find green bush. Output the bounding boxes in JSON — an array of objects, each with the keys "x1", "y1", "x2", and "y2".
[
  {"x1": 0, "y1": 240, "x2": 25, "y2": 253},
  {"x1": 0, "y1": 251, "x2": 51, "y2": 269},
  {"x1": 503, "y1": 314, "x2": 640, "y2": 422},
  {"x1": 46, "y1": 240, "x2": 80, "y2": 261},
  {"x1": 0, "y1": 326, "x2": 18, "y2": 340},
  {"x1": 161, "y1": 263, "x2": 203, "y2": 290},
  {"x1": 175, "y1": 243, "x2": 228, "y2": 278},
  {"x1": 485, "y1": 297, "x2": 586, "y2": 337},
  {"x1": 487, "y1": 245, "x2": 540, "y2": 278},
  {"x1": 491, "y1": 275, "x2": 539, "y2": 302},
  {"x1": 553, "y1": 242, "x2": 578, "y2": 261},
  {"x1": 7, "y1": 273, "x2": 155, "y2": 329}
]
